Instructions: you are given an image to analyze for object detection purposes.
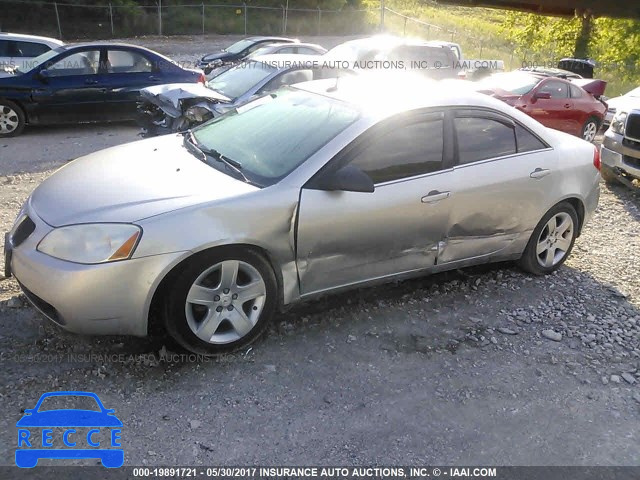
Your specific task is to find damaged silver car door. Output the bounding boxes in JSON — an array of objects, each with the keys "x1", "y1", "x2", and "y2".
[{"x1": 296, "y1": 111, "x2": 454, "y2": 296}]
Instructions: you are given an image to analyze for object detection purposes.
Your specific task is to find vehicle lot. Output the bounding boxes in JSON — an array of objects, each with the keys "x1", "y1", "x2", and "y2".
[{"x1": 0, "y1": 36, "x2": 639, "y2": 467}]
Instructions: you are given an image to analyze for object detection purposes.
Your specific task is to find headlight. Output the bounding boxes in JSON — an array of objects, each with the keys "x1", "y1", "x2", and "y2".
[
  {"x1": 611, "y1": 111, "x2": 627, "y2": 135},
  {"x1": 37, "y1": 224, "x2": 141, "y2": 264}
]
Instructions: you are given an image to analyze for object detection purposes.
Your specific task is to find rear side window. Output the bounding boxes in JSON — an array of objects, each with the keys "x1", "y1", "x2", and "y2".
[
  {"x1": 349, "y1": 117, "x2": 445, "y2": 184},
  {"x1": 107, "y1": 50, "x2": 152, "y2": 73},
  {"x1": 455, "y1": 117, "x2": 516, "y2": 164},
  {"x1": 569, "y1": 84, "x2": 583, "y2": 98},
  {"x1": 516, "y1": 124, "x2": 547, "y2": 152},
  {"x1": 0, "y1": 40, "x2": 10, "y2": 57},
  {"x1": 14, "y1": 41, "x2": 51, "y2": 57}
]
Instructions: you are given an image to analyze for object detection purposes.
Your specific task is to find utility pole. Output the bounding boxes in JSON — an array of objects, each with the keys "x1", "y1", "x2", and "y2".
[
  {"x1": 380, "y1": 0, "x2": 385, "y2": 32},
  {"x1": 158, "y1": 0, "x2": 162, "y2": 36}
]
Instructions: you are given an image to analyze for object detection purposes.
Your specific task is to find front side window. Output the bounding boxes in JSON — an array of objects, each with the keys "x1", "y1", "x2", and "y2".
[
  {"x1": 538, "y1": 80, "x2": 569, "y2": 99},
  {"x1": 0, "y1": 40, "x2": 9, "y2": 57},
  {"x1": 107, "y1": 50, "x2": 152, "y2": 73},
  {"x1": 193, "y1": 88, "x2": 360, "y2": 185},
  {"x1": 349, "y1": 117, "x2": 444, "y2": 184},
  {"x1": 46, "y1": 50, "x2": 100, "y2": 76},
  {"x1": 455, "y1": 116, "x2": 516, "y2": 164}
]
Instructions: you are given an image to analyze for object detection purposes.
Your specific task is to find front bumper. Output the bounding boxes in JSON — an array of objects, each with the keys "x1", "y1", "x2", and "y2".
[
  {"x1": 7, "y1": 204, "x2": 185, "y2": 337},
  {"x1": 601, "y1": 130, "x2": 640, "y2": 180}
]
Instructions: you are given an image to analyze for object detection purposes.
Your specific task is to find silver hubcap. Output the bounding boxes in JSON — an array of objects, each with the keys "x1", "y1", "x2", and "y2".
[
  {"x1": 536, "y1": 212, "x2": 574, "y2": 268},
  {"x1": 185, "y1": 260, "x2": 266, "y2": 344},
  {"x1": 0, "y1": 105, "x2": 19, "y2": 134},
  {"x1": 583, "y1": 121, "x2": 597, "y2": 142}
]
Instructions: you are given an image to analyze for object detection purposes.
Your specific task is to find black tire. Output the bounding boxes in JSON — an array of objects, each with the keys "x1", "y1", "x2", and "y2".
[
  {"x1": 163, "y1": 247, "x2": 278, "y2": 356},
  {"x1": 581, "y1": 116, "x2": 599, "y2": 143},
  {"x1": 0, "y1": 99, "x2": 25, "y2": 137},
  {"x1": 518, "y1": 202, "x2": 579, "y2": 275},
  {"x1": 600, "y1": 164, "x2": 622, "y2": 186}
]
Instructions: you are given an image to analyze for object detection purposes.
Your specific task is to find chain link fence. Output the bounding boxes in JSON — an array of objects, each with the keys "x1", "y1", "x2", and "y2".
[{"x1": 1, "y1": 0, "x2": 379, "y2": 39}]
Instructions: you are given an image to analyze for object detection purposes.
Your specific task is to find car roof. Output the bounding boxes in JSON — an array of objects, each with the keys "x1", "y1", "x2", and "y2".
[
  {"x1": 335, "y1": 35, "x2": 441, "y2": 48},
  {"x1": 519, "y1": 67, "x2": 582, "y2": 79},
  {"x1": 0, "y1": 32, "x2": 63, "y2": 47},
  {"x1": 261, "y1": 42, "x2": 325, "y2": 50},
  {"x1": 289, "y1": 76, "x2": 555, "y2": 146},
  {"x1": 297, "y1": 75, "x2": 515, "y2": 113},
  {"x1": 251, "y1": 53, "x2": 324, "y2": 68},
  {"x1": 246, "y1": 36, "x2": 299, "y2": 43}
]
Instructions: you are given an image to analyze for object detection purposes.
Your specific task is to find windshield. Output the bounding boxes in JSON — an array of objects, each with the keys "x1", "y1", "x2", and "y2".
[
  {"x1": 207, "y1": 61, "x2": 276, "y2": 100},
  {"x1": 480, "y1": 72, "x2": 539, "y2": 95},
  {"x1": 225, "y1": 39, "x2": 255, "y2": 55},
  {"x1": 16, "y1": 46, "x2": 65, "y2": 73},
  {"x1": 192, "y1": 88, "x2": 360, "y2": 186}
]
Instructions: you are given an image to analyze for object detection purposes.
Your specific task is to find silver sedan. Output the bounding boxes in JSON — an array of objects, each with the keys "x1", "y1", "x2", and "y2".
[{"x1": 5, "y1": 78, "x2": 600, "y2": 355}]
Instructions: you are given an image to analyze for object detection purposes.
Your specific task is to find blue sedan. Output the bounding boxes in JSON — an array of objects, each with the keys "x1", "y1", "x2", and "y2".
[{"x1": 0, "y1": 43, "x2": 204, "y2": 136}]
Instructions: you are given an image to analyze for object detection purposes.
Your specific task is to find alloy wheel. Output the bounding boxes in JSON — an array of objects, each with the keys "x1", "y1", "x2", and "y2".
[
  {"x1": 582, "y1": 121, "x2": 597, "y2": 142},
  {"x1": 0, "y1": 105, "x2": 19, "y2": 134},
  {"x1": 535, "y1": 212, "x2": 574, "y2": 268},
  {"x1": 184, "y1": 259, "x2": 266, "y2": 344}
]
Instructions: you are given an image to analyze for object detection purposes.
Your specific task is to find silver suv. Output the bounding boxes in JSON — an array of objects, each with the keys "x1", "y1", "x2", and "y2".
[
  {"x1": 601, "y1": 99, "x2": 640, "y2": 186},
  {"x1": 0, "y1": 32, "x2": 63, "y2": 73}
]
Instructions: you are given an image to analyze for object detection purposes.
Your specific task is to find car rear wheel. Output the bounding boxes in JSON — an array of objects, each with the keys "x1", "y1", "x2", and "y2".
[
  {"x1": 0, "y1": 100, "x2": 25, "y2": 137},
  {"x1": 581, "y1": 117, "x2": 599, "y2": 143},
  {"x1": 164, "y1": 247, "x2": 278, "y2": 355},
  {"x1": 518, "y1": 202, "x2": 578, "y2": 275}
]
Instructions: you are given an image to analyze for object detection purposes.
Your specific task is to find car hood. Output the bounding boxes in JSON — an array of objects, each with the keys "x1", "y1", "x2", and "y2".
[
  {"x1": 16, "y1": 410, "x2": 122, "y2": 427},
  {"x1": 30, "y1": 135, "x2": 258, "y2": 226},
  {"x1": 607, "y1": 95, "x2": 640, "y2": 112},
  {"x1": 140, "y1": 83, "x2": 230, "y2": 108}
]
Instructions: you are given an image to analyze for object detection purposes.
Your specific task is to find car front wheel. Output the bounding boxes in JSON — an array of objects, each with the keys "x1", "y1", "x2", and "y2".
[
  {"x1": 518, "y1": 202, "x2": 578, "y2": 275},
  {"x1": 164, "y1": 247, "x2": 278, "y2": 355},
  {"x1": 0, "y1": 100, "x2": 25, "y2": 137}
]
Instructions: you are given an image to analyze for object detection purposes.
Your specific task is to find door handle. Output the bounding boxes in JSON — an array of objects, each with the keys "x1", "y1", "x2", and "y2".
[
  {"x1": 148, "y1": 75, "x2": 161, "y2": 82},
  {"x1": 421, "y1": 190, "x2": 450, "y2": 204},
  {"x1": 530, "y1": 168, "x2": 551, "y2": 179},
  {"x1": 85, "y1": 78, "x2": 99, "y2": 85},
  {"x1": 564, "y1": 104, "x2": 571, "y2": 108}
]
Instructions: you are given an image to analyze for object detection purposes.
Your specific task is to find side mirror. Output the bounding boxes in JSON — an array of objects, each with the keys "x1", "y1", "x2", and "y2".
[
  {"x1": 533, "y1": 91, "x2": 551, "y2": 100},
  {"x1": 37, "y1": 69, "x2": 51, "y2": 82},
  {"x1": 314, "y1": 165, "x2": 374, "y2": 193}
]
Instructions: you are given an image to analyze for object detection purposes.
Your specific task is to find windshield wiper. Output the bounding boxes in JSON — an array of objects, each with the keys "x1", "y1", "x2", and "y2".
[{"x1": 183, "y1": 130, "x2": 252, "y2": 185}]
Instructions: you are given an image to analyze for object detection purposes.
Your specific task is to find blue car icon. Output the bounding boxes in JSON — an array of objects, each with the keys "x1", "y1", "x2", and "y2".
[{"x1": 16, "y1": 391, "x2": 123, "y2": 468}]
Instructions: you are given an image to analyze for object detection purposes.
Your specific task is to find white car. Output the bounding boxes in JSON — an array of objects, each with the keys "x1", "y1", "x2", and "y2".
[
  {"x1": 603, "y1": 86, "x2": 640, "y2": 126},
  {"x1": 0, "y1": 32, "x2": 63, "y2": 73}
]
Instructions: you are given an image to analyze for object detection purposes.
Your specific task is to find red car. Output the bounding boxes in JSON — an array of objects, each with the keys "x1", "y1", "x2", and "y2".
[{"x1": 476, "y1": 72, "x2": 607, "y2": 142}]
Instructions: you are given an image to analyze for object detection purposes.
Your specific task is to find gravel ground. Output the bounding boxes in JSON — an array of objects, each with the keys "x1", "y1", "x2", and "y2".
[{"x1": 0, "y1": 36, "x2": 639, "y2": 469}]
